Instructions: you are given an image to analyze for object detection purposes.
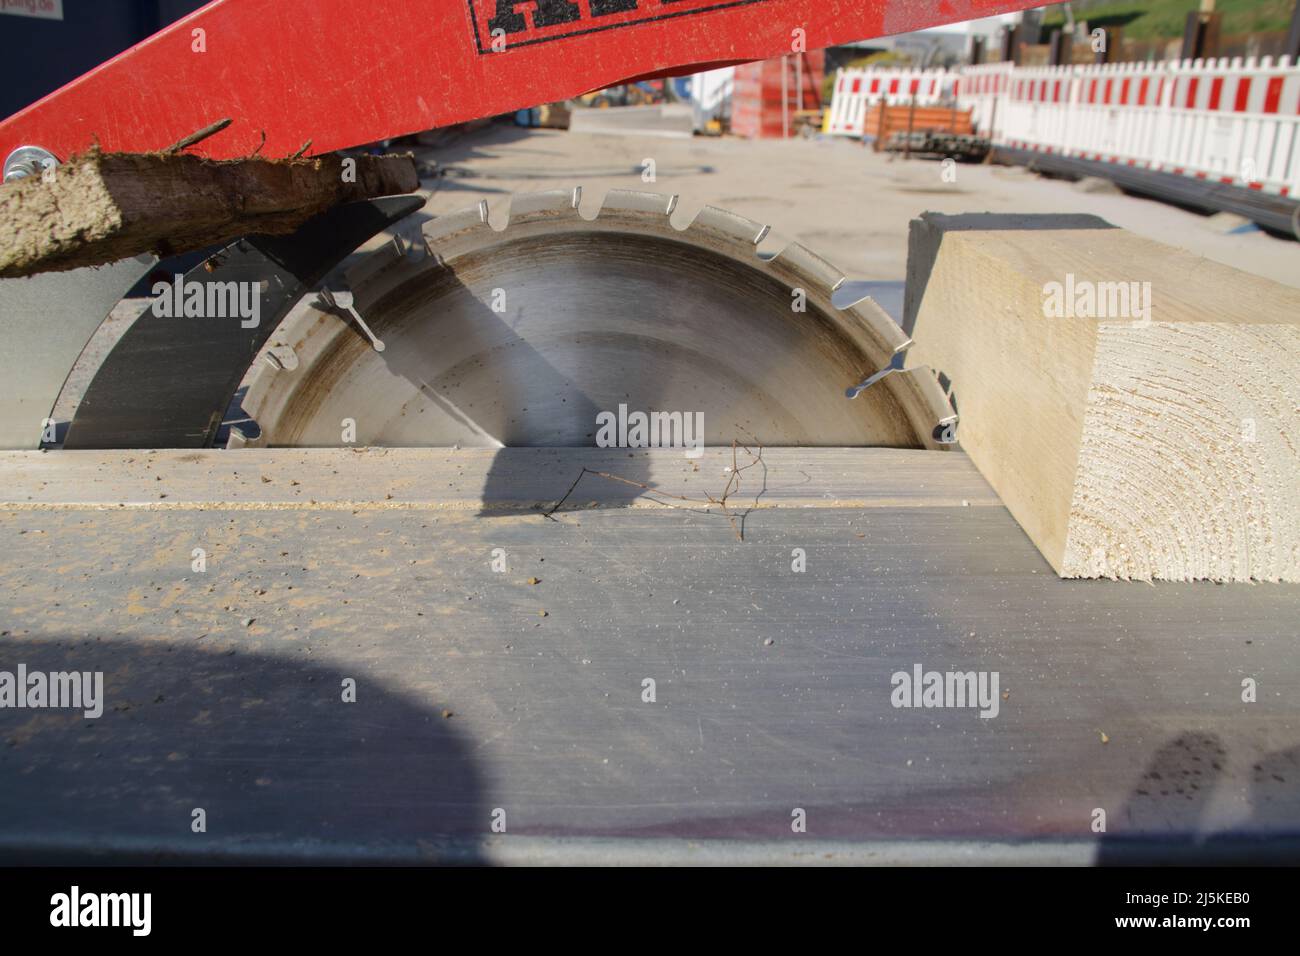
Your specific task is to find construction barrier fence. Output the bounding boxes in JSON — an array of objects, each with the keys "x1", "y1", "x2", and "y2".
[{"x1": 826, "y1": 57, "x2": 1300, "y2": 197}]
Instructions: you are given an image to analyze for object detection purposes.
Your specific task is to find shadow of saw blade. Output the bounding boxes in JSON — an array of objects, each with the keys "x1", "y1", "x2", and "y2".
[{"x1": 63, "y1": 195, "x2": 426, "y2": 450}]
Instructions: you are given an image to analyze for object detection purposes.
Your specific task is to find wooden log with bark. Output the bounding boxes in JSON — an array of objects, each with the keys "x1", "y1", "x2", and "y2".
[{"x1": 0, "y1": 147, "x2": 419, "y2": 279}]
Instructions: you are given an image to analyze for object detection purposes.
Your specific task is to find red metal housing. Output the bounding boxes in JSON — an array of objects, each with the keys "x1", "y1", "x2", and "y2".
[{"x1": 1, "y1": 0, "x2": 1039, "y2": 162}]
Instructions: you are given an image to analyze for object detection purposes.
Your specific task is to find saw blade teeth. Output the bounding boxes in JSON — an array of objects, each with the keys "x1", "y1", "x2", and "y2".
[
  {"x1": 507, "y1": 188, "x2": 585, "y2": 224},
  {"x1": 596, "y1": 189, "x2": 676, "y2": 219},
  {"x1": 842, "y1": 297, "x2": 914, "y2": 360},
  {"x1": 684, "y1": 205, "x2": 770, "y2": 251},
  {"x1": 766, "y1": 241, "x2": 847, "y2": 298},
  {"x1": 343, "y1": 240, "x2": 404, "y2": 292},
  {"x1": 235, "y1": 299, "x2": 340, "y2": 444},
  {"x1": 421, "y1": 202, "x2": 495, "y2": 245},
  {"x1": 888, "y1": 366, "x2": 959, "y2": 451}
]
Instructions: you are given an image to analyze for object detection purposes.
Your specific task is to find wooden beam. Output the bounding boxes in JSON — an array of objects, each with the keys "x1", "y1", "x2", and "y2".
[
  {"x1": 905, "y1": 213, "x2": 1300, "y2": 582},
  {"x1": 0, "y1": 147, "x2": 419, "y2": 278}
]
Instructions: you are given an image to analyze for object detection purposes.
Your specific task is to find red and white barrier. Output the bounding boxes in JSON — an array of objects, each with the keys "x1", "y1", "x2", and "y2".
[
  {"x1": 956, "y1": 62, "x2": 1013, "y2": 139},
  {"x1": 824, "y1": 68, "x2": 957, "y2": 136},
  {"x1": 976, "y1": 55, "x2": 1300, "y2": 196},
  {"x1": 827, "y1": 57, "x2": 1300, "y2": 196}
]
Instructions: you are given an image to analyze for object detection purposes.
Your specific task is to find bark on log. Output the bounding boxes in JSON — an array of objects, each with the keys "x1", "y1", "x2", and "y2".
[{"x1": 0, "y1": 147, "x2": 419, "y2": 278}]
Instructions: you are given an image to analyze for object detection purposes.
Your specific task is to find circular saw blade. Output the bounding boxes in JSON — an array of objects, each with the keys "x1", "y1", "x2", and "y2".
[{"x1": 238, "y1": 188, "x2": 953, "y2": 450}]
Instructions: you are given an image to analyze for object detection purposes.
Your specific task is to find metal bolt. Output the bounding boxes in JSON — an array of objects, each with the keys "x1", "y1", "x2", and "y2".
[
  {"x1": 3, "y1": 145, "x2": 59, "y2": 184},
  {"x1": 264, "y1": 345, "x2": 300, "y2": 371}
]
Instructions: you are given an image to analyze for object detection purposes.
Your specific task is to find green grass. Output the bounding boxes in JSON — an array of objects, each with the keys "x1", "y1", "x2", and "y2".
[{"x1": 1040, "y1": 0, "x2": 1294, "y2": 42}]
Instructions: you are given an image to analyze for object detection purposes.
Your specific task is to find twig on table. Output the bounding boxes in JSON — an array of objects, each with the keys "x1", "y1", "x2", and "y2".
[{"x1": 542, "y1": 432, "x2": 767, "y2": 541}]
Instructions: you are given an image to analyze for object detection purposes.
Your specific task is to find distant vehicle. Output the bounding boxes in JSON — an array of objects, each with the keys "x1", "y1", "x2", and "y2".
[{"x1": 575, "y1": 80, "x2": 669, "y2": 108}]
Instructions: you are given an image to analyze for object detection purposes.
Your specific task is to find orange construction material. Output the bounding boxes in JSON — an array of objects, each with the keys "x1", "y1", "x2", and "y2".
[{"x1": 865, "y1": 104, "x2": 973, "y2": 149}]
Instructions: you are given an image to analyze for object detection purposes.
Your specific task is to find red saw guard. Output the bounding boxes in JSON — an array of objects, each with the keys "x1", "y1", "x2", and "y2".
[{"x1": 0, "y1": 0, "x2": 1039, "y2": 161}]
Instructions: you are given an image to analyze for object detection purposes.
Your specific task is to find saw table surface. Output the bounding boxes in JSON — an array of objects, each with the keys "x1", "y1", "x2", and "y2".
[{"x1": 0, "y1": 448, "x2": 1296, "y2": 864}]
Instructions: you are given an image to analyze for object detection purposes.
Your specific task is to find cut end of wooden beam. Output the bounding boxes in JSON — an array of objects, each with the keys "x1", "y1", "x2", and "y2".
[
  {"x1": 906, "y1": 214, "x2": 1300, "y2": 583},
  {"x1": 0, "y1": 146, "x2": 420, "y2": 278},
  {"x1": 1062, "y1": 322, "x2": 1300, "y2": 582}
]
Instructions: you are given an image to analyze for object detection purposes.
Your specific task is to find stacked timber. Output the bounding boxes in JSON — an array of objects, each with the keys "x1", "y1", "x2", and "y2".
[{"x1": 864, "y1": 105, "x2": 973, "y2": 149}]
